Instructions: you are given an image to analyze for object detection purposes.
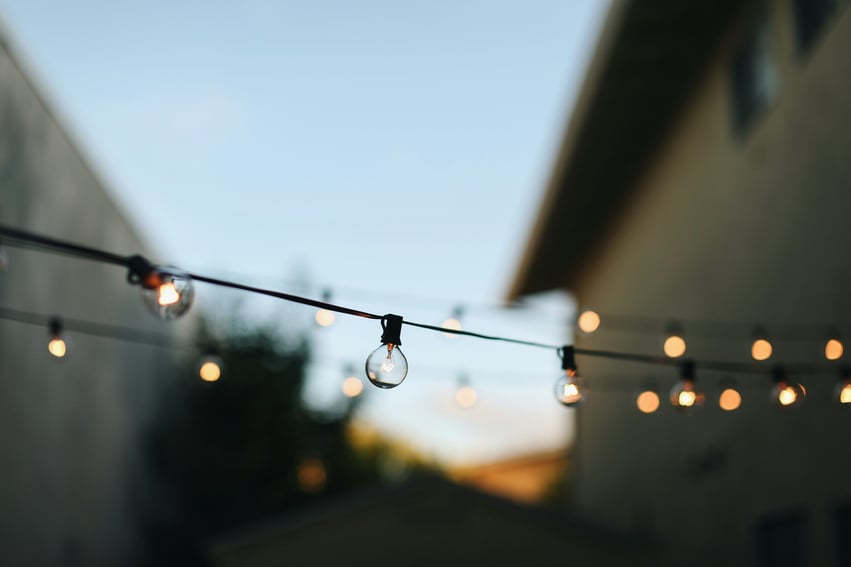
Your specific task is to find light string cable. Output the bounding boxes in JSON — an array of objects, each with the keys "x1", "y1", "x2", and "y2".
[{"x1": 0, "y1": 224, "x2": 842, "y2": 377}]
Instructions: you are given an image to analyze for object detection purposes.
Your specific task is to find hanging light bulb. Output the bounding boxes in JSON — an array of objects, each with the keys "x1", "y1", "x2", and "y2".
[
  {"x1": 454, "y1": 374, "x2": 477, "y2": 409},
  {"x1": 577, "y1": 309, "x2": 600, "y2": 334},
  {"x1": 315, "y1": 289, "x2": 336, "y2": 327},
  {"x1": 47, "y1": 317, "x2": 67, "y2": 358},
  {"x1": 635, "y1": 381, "x2": 660, "y2": 414},
  {"x1": 198, "y1": 354, "x2": 223, "y2": 382},
  {"x1": 341, "y1": 365, "x2": 364, "y2": 398},
  {"x1": 835, "y1": 366, "x2": 851, "y2": 404},
  {"x1": 127, "y1": 255, "x2": 194, "y2": 320},
  {"x1": 718, "y1": 378, "x2": 742, "y2": 411},
  {"x1": 554, "y1": 346, "x2": 586, "y2": 406},
  {"x1": 824, "y1": 328, "x2": 843, "y2": 360},
  {"x1": 365, "y1": 314, "x2": 408, "y2": 389},
  {"x1": 663, "y1": 323, "x2": 686, "y2": 358},
  {"x1": 441, "y1": 306, "x2": 464, "y2": 338},
  {"x1": 669, "y1": 361, "x2": 704, "y2": 410},
  {"x1": 770, "y1": 366, "x2": 805, "y2": 407},
  {"x1": 751, "y1": 327, "x2": 772, "y2": 361}
]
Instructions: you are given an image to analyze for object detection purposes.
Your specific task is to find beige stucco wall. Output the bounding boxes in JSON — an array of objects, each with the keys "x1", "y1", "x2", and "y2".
[
  {"x1": 569, "y1": 3, "x2": 851, "y2": 565},
  {"x1": 0, "y1": 26, "x2": 192, "y2": 565}
]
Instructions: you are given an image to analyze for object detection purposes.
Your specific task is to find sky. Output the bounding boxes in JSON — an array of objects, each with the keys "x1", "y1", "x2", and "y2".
[{"x1": 0, "y1": 0, "x2": 608, "y2": 466}]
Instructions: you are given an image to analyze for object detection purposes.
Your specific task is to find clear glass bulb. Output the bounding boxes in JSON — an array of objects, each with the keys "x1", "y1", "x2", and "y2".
[
  {"x1": 669, "y1": 379, "x2": 704, "y2": 410},
  {"x1": 554, "y1": 369, "x2": 586, "y2": 407},
  {"x1": 772, "y1": 380, "x2": 805, "y2": 407},
  {"x1": 365, "y1": 343, "x2": 408, "y2": 388},
  {"x1": 140, "y1": 267, "x2": 194, "y2": 319}
]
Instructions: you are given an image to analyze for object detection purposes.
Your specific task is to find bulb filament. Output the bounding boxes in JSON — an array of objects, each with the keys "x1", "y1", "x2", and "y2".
[{"x1": 158, "y1": 282, "x2": 180, "y2": 306}]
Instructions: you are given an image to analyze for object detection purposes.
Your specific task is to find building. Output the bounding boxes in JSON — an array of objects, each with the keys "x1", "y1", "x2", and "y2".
[
  {"x1": 0, "y1": 20, "x2": 193, "y2": 564},
  {"x1": 509, "y1": 1, "x2": 851, "y2": 565}
]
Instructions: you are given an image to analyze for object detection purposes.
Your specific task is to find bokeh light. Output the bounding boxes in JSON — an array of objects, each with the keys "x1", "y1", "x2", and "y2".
[
  {"x1": 636, "y1": 390, "x2": 660, "y2": 413},
  {"x1": 719, "y1": 388, "x2": 742, "y2": 411},
  {"x1": 751, "y1": 339, "x2": 773, "y2": 361},
  {"x1": 825, "y1": 338, "x2": 843, "y2": 360},
  {"x1": 577, "y1": 310, "x2": 600, "y2": 334},
  {"x1": 663, "y1": 335, "x2": 687, "y2": 358}
]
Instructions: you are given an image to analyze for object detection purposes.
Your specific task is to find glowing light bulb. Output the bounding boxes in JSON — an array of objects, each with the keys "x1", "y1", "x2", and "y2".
[
  {"x1": 751, "y1": 338, "x2": 772, "y2": 361},
  {"x1": 554, "y1": 369, "x2": 586, "y2": 407},
  {"x1": 47, "y1": 318, "x2": 67, "y2": 358},
  {"x1": 770, "y1": 368, "x2": 805, "y2": 408},
  {"x1": 140, "y1": 267, "x2": 194, "y2": 319},
  {"x1": 315, "y1": 309, "x2": 336, "y2": 327},
  {"x1": 441, "y1": 317, "x2": 462, "y2": 338},
  {"x1": 342, "y1": 376, "x2": 364, "y2": 398},
  {"x1": 839, "y1": 381, "x2": 851, "y2": 404},
  {"x1": 455, "y1": 385, "x2": 477, "y2": 408},
  {"x1": 664, "y1": 335, "x2": 687, "y2": 358},
  {"x1": 48, "y1": 338, "x2": 67, "y2": 358},
  {"x1": 636, "y1": 390, "x2": 660, "y2": 414},
  {"x1": 719, "y1": 388, "x2": 742, "y2": 411},
  {"x1": 577, "y1": 310, "x2": 600, "y2": 334},
  {"x1": 825, "y1": 338, "x2": 843, "y2": 360},
  {"x1": 198, "y1": 356, "x2": 223, "y2": 382},
  {"x1": 365, "y1": 343, "x2": 408, "y2": 388},
  {"x1": 670, "y1": 363, "x2": 704, "y2": 410}
]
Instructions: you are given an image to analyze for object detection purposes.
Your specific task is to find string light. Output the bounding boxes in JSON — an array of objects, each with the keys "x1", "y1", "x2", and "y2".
[
  {"x1": 341, "y1": 365, "x2": 364, "y2": 398},
  {"x1": 663, "y1": 323, "x2": 687, "y2": 358},
  {"x1": 577, "y1": 309, "x2": 601, "y2": 334},
  {"x1": 825, "y1": 334, "x2": 844, "y2": 361},
  {"x1": 441, "y1": 305, "x2": 464, "y2": 337},
  {"x1": 47, "y1": 317, "x2": 67, "y2": 358},
  {"x1": 770, "y1": 366, "x2": 805, "y2": 408},
  {"x1": 835, "y1": 367, "x2": 851, "y2": 404},
  {"x1": 365, "y1": 315, "x2": 408, "y2": 389},
  {"x1": 315, "y1": 289, "x2": 336, "y2": 327},
  {"x1": 1, "y1": 225, "x2": 849, "y2": 411},
  {"x1": 554, "y1": 346, "x2": 586, "y2": 406},
  {"x1": 669, "y1": 361, "x2": 704, "y2": 410},
  {"x1": 635, "y1": 382, "x2": 660, "y2": 414},
  {"x1": 718, "y1": 388, "x2": 742, "y2": 411},
  {"x1": 454, "y1": 374, "x2": 477, "y2": 409},
  {"x1": 751, "y1": 327, "x2": 773, "y2": 361},
  {"x1": 198, "y1": 355, "x2": 223, "y2": 382}
]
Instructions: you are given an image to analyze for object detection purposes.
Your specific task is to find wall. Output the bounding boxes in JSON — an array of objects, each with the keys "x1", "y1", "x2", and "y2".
[
  {"x1": 0, "y1": 24, "x2": 191, "y2": 565},
  {"x1": 569, "y1": 2, "x2": 851, "y2": 565}
]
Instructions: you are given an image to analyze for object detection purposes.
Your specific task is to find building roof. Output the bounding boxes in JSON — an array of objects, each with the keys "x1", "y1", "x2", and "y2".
[{"x1": 507, "y1": 0, "x2": 743, "y2": 299}]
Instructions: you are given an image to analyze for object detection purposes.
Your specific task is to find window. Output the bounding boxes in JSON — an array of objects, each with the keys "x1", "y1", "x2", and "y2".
[
  {"x1": 790, "y1": 0, "x2": 840, "y2": 54},
  {"x1": 729, "y1": 18, "x2": 778, "y2": 137},
  {"x1": 754, "y1": 510, "x2": 808, "y2": 567}
]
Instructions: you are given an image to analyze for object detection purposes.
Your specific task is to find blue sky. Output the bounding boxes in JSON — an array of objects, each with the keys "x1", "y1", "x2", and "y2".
[{"x1": 0, "y1": 0, "x2": 607, "y2": 465}]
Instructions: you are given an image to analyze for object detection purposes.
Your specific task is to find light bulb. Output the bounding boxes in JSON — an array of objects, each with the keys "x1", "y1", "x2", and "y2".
[
  {"x1": 825, "y1": 338, "x2": 844, "y2": 360},
  {"x1": 669, "y1": 379, "x2": 704, "y2": 410},
  {"x1": 577, "y1": 310, "x2": 600, "y2": 334},
  {"x1": 772, "y1": 381, "x2": 804, "y2": 407},
  {"x1": 441, "y1": 317, "x2": 462, "y2": 337},
  {"x1": 455, "y1": 385, "x2": 477, "y2": 408},
  {"x1": 365, "y1": 343, "x2": 408, "y2": 388},
  {"x1": 47, "y1": 318, "x2": 67, "y2": 358},
  {"x1": 751, "y1": 338, "x2": 772, "y2": 361},
  {"x1": 342, "y1": 376, "x2": 364, "y2": 398},
  {"x1": 140, "y1": 267, "x2": 194, "y2": 319},
  {"x1": 554, "y1": 369, "x2": 586, "y2": 407},
  {"x1": 48, "y1": 337, "x2": 67, "y2": 358},
  {"x1": 664, "y1": 335, "x2": 686, "y2": 358},
  {"x1": 315, "y1": 309, "x2": 336, "y2": 327},
  {"x1": 719, "y1": 388, "x2": 742, "y2": 411},
  {"x1": 838, "y1": 380, "x2": 851, "y2": 404},
  {"x1": 636, "y1": 390, "x2": 660, "y2": 413},
  {"x1": 198, "y1": 355, "x2": 223, "y2": 382}
]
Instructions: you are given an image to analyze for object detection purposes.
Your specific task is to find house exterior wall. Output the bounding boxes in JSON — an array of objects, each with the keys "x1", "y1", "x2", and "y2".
[
  {"x1": 568, "y1": 2, "x2": 851, "y2": 565},
  {"x1": 0, "y1": 25, "x2": 190, "y2": 565}
]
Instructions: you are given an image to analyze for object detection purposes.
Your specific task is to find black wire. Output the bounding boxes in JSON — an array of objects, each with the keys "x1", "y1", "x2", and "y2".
[
  {"x1": 0, "y1": 225, "x2": 129, "y2": 267},
  {"x1": 402, "y1": 320, "x2": 558, "y2": 350}
]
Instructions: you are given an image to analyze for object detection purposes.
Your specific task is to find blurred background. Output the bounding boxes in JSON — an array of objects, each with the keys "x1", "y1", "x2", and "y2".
[{"x1": 0, "y1": 0, "x2": 849, "y2": 565}]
